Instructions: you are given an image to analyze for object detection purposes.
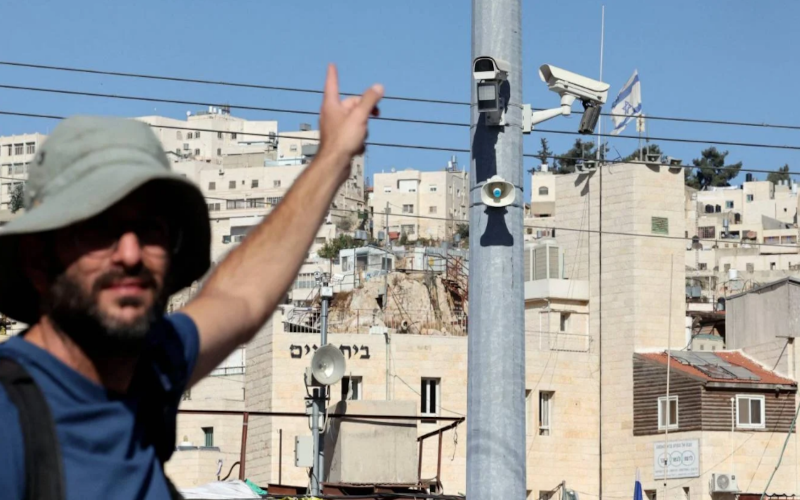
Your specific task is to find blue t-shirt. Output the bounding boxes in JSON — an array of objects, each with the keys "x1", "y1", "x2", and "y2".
[{"x1": 0, "y1": 313, "x2": 199, "y2": 500}]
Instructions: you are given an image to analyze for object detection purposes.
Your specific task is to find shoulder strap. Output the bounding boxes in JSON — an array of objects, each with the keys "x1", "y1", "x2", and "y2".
[{"x1": 0, "y1": 358, "x2": 65, "y2": 500}]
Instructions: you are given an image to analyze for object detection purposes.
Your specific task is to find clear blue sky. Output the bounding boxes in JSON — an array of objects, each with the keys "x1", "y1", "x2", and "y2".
[{"x1": 2, "y1": 1, "x2": 799, "y2": 196}]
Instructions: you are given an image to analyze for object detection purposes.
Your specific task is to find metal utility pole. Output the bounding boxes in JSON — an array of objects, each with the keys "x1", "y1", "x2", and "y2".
[
  {"x1": 384, "y1": 201, "x2": 390, "y2": 310},
  {"x1": 311, "y1": 275, "x2": 332, "y2": 496},
  {"x1": 468, "y1": 1, "x2": 526, "y2": 499}
]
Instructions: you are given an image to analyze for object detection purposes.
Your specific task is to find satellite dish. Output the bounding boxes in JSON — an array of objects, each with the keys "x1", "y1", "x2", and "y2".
[{"x1": 310, "y1": 344, "x2": 346, "y2": 386}]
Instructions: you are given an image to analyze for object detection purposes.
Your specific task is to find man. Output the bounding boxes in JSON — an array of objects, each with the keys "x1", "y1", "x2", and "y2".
[{"x1": 0, "y1": 65, "x2": 383, "y2": 499}]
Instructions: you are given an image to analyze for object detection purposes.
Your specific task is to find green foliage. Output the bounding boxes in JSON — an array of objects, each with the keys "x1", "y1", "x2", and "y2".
[
  {"x1": 317, "y1": 234, "x2": 358, "y2": 260},
  {"x1": 335, "y1": 217, "x2": 354, "y2": 231},
  {"x1": 455, "y1": 223, "x2": 469, "y2": 239},
  {"x1": 556, "y1": 139, "x2": 608, "y2": 174},
  {"x1": 529, "y1": 137, "x2": 556, "y2": 174},
  {"x1": 9, "y1": 184, "x2": 24, "y2": 214},
  {"x1": 767, "y1": 164, "x2": 791, "y2": 186},
  {"x1": 685, "y1": 147, "x2": 742, "y2": 190},
  {"x1": 399, "y1": 232, "x2": 409, "y2": 246}
]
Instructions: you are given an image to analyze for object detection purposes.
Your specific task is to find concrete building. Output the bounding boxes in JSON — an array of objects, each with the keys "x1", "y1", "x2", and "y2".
[
  {"x1": 685, "y1": 178, "x2": 800, "y2": 304},
  {"x1": 370, "y1": 157, "x2": 468, "y2": 242},
  {"x1": 0, "y1": 132, "x2": 46, "y2": 211}
]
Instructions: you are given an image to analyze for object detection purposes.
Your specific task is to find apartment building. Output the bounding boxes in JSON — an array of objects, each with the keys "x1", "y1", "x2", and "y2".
[
  {"x1": 370, "y1": 157, "x2": 468, "y2": 242},
  {"x1": 0, "y1": 132, "x2": 47, "y2": 210},
  {"x1": 686, "y1": 177, "x2": 800, "y2": 304}
]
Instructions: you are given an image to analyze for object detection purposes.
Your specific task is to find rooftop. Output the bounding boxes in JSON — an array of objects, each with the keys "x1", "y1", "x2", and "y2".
[{"x1": 638, "y1": 351, "x2": 795, "y2": 386}]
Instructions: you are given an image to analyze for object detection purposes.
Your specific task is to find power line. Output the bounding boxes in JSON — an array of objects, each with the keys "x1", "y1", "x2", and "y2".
[
  {"x1": 0, "y1": 60, "x2": 466, "y2": 106},
  {"x1": 7, "y1": 83, "x2": 800, "y2": 153},
  {"x1": 0, "y1": 83, "x2": 469, "y2": 128},
  {"x1": 5, "y1": 59, "x2": 800, "y2": 132},
  {"x1": 6, "y1": 109, "x2": 800, "y2": 179}
]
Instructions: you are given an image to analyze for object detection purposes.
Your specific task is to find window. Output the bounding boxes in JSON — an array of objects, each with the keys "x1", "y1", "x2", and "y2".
[
  {"x1": 208, "y1": 182, "x2": 216, "y2": 191},
  {"x1": 698, "y1": 226, "x2": 715, "y2": 239},
  {"x1": 183, "y1": 143, "x2": 189, "y2": 151},
  {"x1": 217, "y1": 148, "x2": 222, "y2": 156},
  {"x1": 736, "y1": 395, "x2": 765, "y2": 429},
  {"x1": 14, "y1": 144, "x2": 23, "y2": 155},
  {"x1": 783, "y1": 235, "x2": 798, "y2": 245},
  {"x1": 290, "y1": 144, "x2": 298, "y2": 152},
  {"x1": 765, "y1": 236, "x2": 780, "y2": 245},
  {"x1": 195, "y1": 131, "x2": 200, "y2": 138},
  {"x1": 401, "y1": 224, "x2": 415, "y2": 235},
  {"x1": 202, "y1": 427, "x2": 214, "y2": 447},
  {"x1": 194, "y1": 149, "x2": 200, "y2": 156},
  {"x1": 226, "y1": 199, "x2": 246, "y2": 210},
  {"x1": 273, "y1": 180, "x2": 281, "y2": 188},
  {"x1": 231, "y1": 132, "x2": 238, "y2": 140},
  {"x1": 539, "y1": 391, "x2": 553, "y2": 436},
  {"x1": 251, "y1": 179, "x2": 259, "y2": 188},
  {"x1": 429, "y1": 206, "x2": 437, "y2": 214},
  {"x1": 658, "y1": 396, "x2": 678, "y2": 430},
  {"x1": 559, "y1": 313, "x2": 570, "y2": 332},
  {"x1": 771, "y1": 262, "x2": 777, "y2": 270},
  {"x1": 341, "y1": 376, "x2": 363, "y2": 401},
  {"x1": 726, "y1": 201, "x2": 734, "y2": 209},
  {"x1": 188, "y1": 132, "x2": 193, "y2": 139},
  {"x1": 651, "y1": 217, "x2": 669, "y2": 235},
  {"x1": 539, "y1": 186, "x2": 549, "y2": 196},
  {"x1": 704, "y1": 204, "x2": 714, "y2": 214},
  {"x1": 747, "y1": 194, "x2": 754, "y2": 202},
  {"x1": 229, "y1": 180, "x2": 236, "y2": 189},
  {"x1": 421, "y1": 378, "x2": 440, "y2": 418},
  {"x1": 25, "y1": 143, "x2": 35, "y2": 155},
  {"x1": 247, "y1": 197, "x2": 265, "y2": 208},
  {"x1": 429, "y1": 185, "x2": 438, "y2": 192},
  {"x1": 266, "y1": 196, "x2": 283, "y2": 206},
  {"x1": 217, "y1": 132, "x2": 223, "y2": 139},
  {"x1": 715, "y1": 205, "x2": 721, "y2": 213},
  {"x1": 746, "y1": 263, "x2": 755, "y2": 273},
  {"x1": 175, "y1": 148, "x2": 181, "y2": 156},
  {"x1": 207, "y1": 203, "x2": 221, "y2": 212},
  {"x1": 402, "y1": 204, "x2": 414, "y2": 214},
  {"x1": 698, "y1": 263, "x2": 707, "y2": 270}
]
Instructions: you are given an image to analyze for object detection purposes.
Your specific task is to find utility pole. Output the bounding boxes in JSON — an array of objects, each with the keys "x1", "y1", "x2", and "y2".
[
  {"x1": 468, "y1": 1, "x2": 526, "y2": 499},
  {"x1": 311, "y1": 273, "x2": 332, "y2": 496},
  {"x1": 384, "y1": 201, "x2": 390, "y2": 309}
]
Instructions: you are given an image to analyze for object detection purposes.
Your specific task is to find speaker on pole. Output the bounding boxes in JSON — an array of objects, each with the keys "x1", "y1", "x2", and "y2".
[{"x1": 309, "y1": 344, "x2": 346, "y2": 386}]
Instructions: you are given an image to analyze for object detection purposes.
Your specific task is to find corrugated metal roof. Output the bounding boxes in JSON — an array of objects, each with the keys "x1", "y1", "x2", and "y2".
[{"x1": 638, "y1": 351, "x2": 796, "y2": 386}]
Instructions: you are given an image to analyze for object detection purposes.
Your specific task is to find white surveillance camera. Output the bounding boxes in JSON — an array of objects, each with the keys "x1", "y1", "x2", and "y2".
[
  {"x1": 473, "y1": 57, "x2": 510, "y2": 81},
  {"x1": 539, "y1": 64, "x2": 609, "y2": 105},
  {"x1": 481, "y1": 175, "x2": 516, "y2": 208}
]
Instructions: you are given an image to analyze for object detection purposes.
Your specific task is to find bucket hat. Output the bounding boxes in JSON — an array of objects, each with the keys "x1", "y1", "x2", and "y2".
[{"x1": 0, "y1": 115, "x2": 211, "y2": 324}]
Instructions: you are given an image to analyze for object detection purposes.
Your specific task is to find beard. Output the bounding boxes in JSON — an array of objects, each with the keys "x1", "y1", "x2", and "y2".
[{"x1": 42, "y1": 265, "x2": 168, "y2": 359}]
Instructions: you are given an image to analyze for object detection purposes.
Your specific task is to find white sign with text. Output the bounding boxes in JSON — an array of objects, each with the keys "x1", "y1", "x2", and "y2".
[{"x1": 653, "y1": 439, "x2": 700, "y2": 479}]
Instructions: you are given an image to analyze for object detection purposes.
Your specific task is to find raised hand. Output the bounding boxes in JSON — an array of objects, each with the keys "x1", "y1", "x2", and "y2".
[{"x1": 318, "y1": 64, "x2": 384, "y2": 182}]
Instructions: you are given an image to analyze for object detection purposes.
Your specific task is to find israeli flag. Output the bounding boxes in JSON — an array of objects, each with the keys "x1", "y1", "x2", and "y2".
[
  {"x1": 633, "y1": 468, "x2": 643, "y2": 500},
  {"x1": 610, "y1": 70, "x2": 642, "y2": 135}
]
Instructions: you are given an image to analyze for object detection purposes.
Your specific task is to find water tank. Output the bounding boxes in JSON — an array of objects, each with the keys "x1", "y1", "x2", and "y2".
[
  {"x1": 746, "y1": 173, "x2": 753, "y2": 182},
  {"x1": 729, "y1": 268, "x2": 738, "y2": 281}
]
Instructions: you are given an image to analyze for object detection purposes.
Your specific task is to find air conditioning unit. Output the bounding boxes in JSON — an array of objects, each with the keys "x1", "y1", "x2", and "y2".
[{"x1": 709, "y1": 473, "x2": 739, "y2": 493}]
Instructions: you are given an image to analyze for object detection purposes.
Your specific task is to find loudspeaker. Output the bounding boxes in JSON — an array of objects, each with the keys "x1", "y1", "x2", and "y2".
[
  {"x1": 481, "y1": 175, "x2": 516, "y2": 208},
  {"x1": 310, "y1": 344, "x2": 346, "y2": 386}
]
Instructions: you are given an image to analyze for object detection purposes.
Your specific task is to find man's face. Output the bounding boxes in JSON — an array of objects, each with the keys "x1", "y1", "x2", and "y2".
[{"x1": 34, "y1": 187, "x2": 174, "y2": 357}]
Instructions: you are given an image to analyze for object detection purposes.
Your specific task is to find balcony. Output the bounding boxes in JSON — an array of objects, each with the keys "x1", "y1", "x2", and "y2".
[{"x1": 524, "y1": 279, "x2": 589, "y2": 302}]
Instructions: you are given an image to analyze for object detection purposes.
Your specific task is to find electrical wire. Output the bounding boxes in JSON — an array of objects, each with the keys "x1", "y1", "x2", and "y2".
[
  {"x1": 6, "y1": 109, "x2": 800, "y2": 182},
  {"x1": 6, "y1": 83, "x2": 800, "y2": 153},
  {"x1": 0, "y1": 83, "x2": 469, "y2": 128},
  {"x1": 6, "y1": 60, "x2": 800, "y2": 132}
]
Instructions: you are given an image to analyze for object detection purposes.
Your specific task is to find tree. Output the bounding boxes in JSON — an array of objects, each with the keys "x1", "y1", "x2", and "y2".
[
  {"x1": 9, "y1": 184, "x2": 24, "y2": 214},
  {"x1": 556, "y1": 139, "x2": 608, "y2": 174},
  {"x1": 335, "y1": 217, "x2": 354, "y2": 231},
  {"x1": 317, "y1": 234, "x2": 358, "y2": 260},
  {"x1": 399, "y1": 232, "x2": 409, "y2": 246},
  {"x1": 767, "y1": 164, "x2": 791, "y2": 186},
  {"x1": 529, "y1": 137, "x2": 556, "y2": 174},
  {"x1": 685, "y1": 147, "x2": 742, "y2": 190}
]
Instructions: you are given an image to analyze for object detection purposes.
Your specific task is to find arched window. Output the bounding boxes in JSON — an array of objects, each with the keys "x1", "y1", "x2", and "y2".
[{"x1": 538, "y1": 186, "x2": 549, "y2": 196}]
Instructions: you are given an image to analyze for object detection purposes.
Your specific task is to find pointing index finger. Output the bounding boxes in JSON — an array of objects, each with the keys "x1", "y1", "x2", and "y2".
[{"x1": 324, "y1": 64, "x2": 340, "y2": 105}]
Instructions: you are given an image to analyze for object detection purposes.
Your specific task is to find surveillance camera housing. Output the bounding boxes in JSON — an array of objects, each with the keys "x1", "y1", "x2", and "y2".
[
  {"x1": 539, "y1": 64, "x2": 610, "y2": 105},
  {"x1": 473, "y1": 56, "x2": 510, "y2": 81},
  {"x1": 481, "y1": 175, "x2": 516, "y2": 208}
]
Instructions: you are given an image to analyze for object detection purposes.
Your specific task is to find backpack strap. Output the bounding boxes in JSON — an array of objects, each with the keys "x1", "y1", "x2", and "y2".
[{"x1": 0, "y1": 358, "x2": 65, "y2": 500}]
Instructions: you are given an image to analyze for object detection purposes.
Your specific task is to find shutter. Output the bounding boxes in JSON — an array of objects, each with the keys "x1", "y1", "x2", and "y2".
[{"x1": 548, "y1": 246, "x2": 560, "y2": 279}]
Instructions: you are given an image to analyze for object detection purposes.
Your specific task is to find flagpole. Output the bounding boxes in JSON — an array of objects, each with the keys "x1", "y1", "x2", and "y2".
[{"x1": 596, "y1": 5, "x2": 605, "y2": 161}]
